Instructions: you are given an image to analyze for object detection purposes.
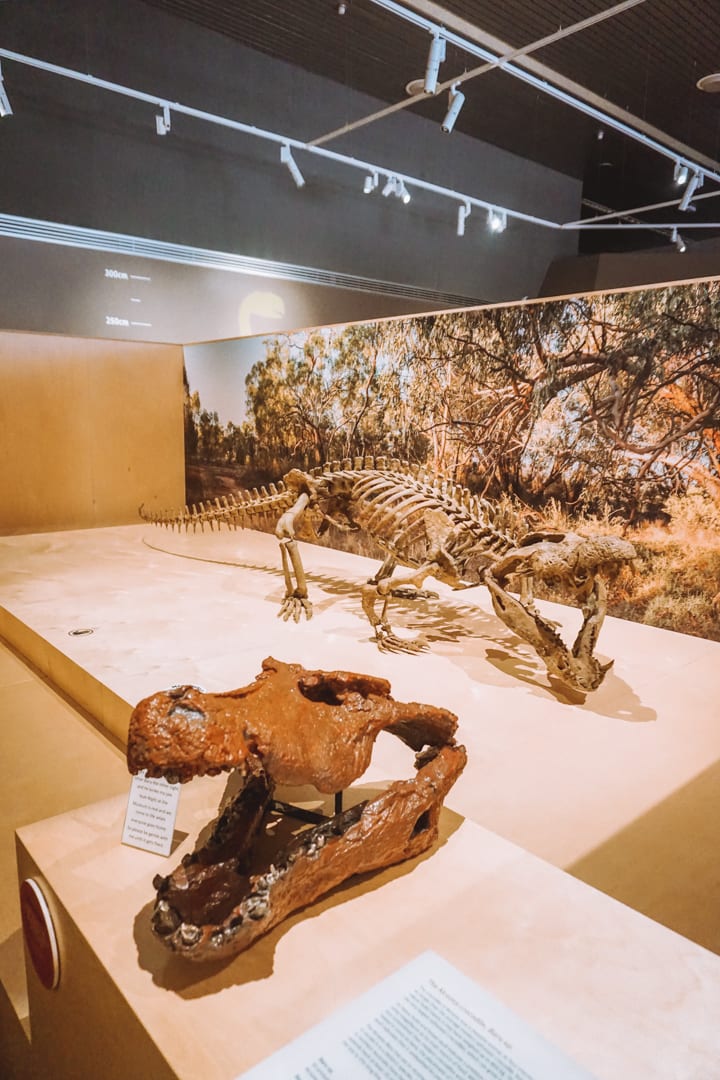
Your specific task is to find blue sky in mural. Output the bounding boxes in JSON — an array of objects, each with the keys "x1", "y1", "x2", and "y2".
[{"x1": 184, "y1": 336, "x2": 267, "y2": 424}]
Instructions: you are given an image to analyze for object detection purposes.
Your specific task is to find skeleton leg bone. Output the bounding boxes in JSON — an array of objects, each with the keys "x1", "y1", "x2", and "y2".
[
  {"x1": 275, "y1": 493, "x2": 313, "y2": 622},
  {"x1": 361, "y1": 562, "x2": 440, "y2": 654}
]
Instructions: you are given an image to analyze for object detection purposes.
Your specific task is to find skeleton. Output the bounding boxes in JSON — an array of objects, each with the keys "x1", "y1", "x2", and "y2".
[
  {"x1": 127, "y1": 657, "x2": 466, "y2": 961},
  {"x1": 142, "y1": 457, "x2": 636, "y2": 693}
]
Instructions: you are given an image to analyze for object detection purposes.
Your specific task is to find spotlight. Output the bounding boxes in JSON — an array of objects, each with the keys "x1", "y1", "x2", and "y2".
[
  {"x1": 397, "y1": 179, "x2": 411, "y2": 204},
  {"x1": 442, "y1": 83, "x2": 465, "y2": 134},
  {"x1": 424, "y1": 34, "x2": 446, "y2": 95},
  {"x1": 457, "y1": 202, "x2": 470, "y2": 237},
  {"x1": 382, "y1": 175, "x2": 396, "y2": 197},
  {"x1": 155, "y1": 104, "x2": 171, "y2": 136},
  {"x1": 678, "y1": 170, "x2": 703, "y2": 211},
  {"x1": 673, "y1": 161, "x2": 689, "y2": 186},
  {"x1": 280, "y1": 144, "x2": 305, "y2": 189},
  {"x1": 337, "y1": 2, "x2": 348, "y2": 12},
  {"x1": 363, "y1": 171, "x2": 378, "y2": 194},
  {"x1": 487, "y1": 208, "x2": 507, "y2": 233},
  {"x1": 671, "y1": 228, "x2": 687, "y2": 254},
  {"x1": 0, "y1": 63, "x2": 13, "y2": 118}
]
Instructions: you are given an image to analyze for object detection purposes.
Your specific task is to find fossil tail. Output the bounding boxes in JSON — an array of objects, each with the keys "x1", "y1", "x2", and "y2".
[{"x1": 138, "y1": 484, "x2": 294, "y2": 532}]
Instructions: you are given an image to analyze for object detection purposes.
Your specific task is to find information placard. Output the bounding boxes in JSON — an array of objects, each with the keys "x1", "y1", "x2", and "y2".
[
  {"x1": 239, "y1": 951, "x2": 596, "y2": 1079},
  {"x1": 121, "y1": 770, "x2": 181, "y2": 856}
]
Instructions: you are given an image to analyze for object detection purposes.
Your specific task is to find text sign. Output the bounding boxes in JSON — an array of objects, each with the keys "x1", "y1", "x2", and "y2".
[
  {"x1": 239, "y1": 952, "x2": 596, "y2": 1079},
  {"x1": 122, "y1": 771, "x2": 181, "y2": 856}
]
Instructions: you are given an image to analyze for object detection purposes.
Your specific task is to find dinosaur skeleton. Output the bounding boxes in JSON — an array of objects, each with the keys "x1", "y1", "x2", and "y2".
[
  {"x1": 142, "y1": 457, "x2": 636, "y2": 693},
  {"x1": 127, "y1": 657, "x2": 466, "y2": 962}
]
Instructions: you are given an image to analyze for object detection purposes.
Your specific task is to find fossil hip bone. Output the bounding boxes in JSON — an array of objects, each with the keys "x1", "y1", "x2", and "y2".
[{"x1": 127, "y1": 657, "x2": 466, "y2": 961}]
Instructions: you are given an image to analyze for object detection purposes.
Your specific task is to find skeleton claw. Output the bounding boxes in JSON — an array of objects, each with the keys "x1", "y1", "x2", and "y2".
[
  {"x1": 278, "y1": 594, "x2": 313, "y2": 623},
  {"x1": 374, "y1": 625, "x2": 427, "y2": 655}
]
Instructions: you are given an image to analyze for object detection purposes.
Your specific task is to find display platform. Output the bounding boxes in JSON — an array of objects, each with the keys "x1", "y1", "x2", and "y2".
[
  {"x1": 1, "y1": 524, "x2": 718, "y2": 874},
  {"x1": 17, "y1": 777, "x2": 720, "y2": 1080}
]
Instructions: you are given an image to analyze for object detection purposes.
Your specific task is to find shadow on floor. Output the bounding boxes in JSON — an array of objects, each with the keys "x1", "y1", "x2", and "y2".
[{"x1": 567, "y1": 757, "x2": 720, "y2": 955}]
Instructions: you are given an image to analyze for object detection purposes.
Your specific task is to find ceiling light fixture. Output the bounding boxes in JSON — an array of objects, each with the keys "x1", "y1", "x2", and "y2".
[
  {"x1": 423, "y1": 34, "x2": 446, "y2": 95},
  {"x1": 337, "y1": 2, "x2": 348, "y2": 13},
  {"x1": 671, "y1": 227, "x2": 687, "y2": 253},
  {"x1": 673, "y1": 161, "x2": 689, "y2": 186},
  {"x1": 382, "y1": 175, "x2": 396, "y2": 197},
  {"x1": 487, "y1": 208, "x2": 507, "y2": 233},
  {"x1": 678, "y1": 170, "x2": 703, "y2": 212},
  {"x1": 441, "y1": 83, "x2": 465, "y2": 134},
  {"x1": 155, "y1": 104, "x2": 171, "y2": 136},
  {"x1": 363, "y1": 171, "x2": 379, "y2": 194},
  {"x1": 457, "y1": 201, "x2": 470, "y2": 236},
  {"x1": 397, "y1": 179, "x2": 411, "y2": 204},
  {"x1": 0, "y1": 62, "x2": 12, "y2": 117},
  {"x1": 696, "y1": 73, "x2": 720, "y2": 92},
  {"x1": 280, "y1": 144, "x2": 305, "y2": 188}
]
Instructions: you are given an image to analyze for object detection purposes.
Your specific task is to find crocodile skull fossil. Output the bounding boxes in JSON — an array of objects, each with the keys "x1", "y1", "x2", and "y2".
[{"x1": 127, "y1": 657, "x2": 466, "y2": 962}]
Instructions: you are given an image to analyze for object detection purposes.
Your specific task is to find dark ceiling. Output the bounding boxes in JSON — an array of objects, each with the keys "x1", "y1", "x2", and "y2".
[{"x1": 139, "y1": 0, "x2": 720, "y2": 253}]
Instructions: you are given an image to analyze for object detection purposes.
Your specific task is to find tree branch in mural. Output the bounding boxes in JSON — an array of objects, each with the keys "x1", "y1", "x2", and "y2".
[
  {"x1": 127, "y1": 657, "x2": 466, "y2": 961},
  {"x1": 142, "y1": 460, "x2": 635, "y2": 693},
  {"x1": 186, "y1": 287, "x2": 720, "y2": 519}
]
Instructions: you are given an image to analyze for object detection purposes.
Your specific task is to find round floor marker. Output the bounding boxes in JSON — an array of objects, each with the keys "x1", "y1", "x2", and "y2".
[{"x1": 20, "y1": 878, "x2": 60, "y2": 990}]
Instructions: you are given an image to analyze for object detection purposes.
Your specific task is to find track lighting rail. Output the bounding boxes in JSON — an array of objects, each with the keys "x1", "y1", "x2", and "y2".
[{"x1": 1, "y1": 46, "x2": 718, "y2": 243}]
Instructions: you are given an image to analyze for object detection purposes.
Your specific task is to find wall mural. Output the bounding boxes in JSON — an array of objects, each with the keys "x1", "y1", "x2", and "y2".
[{"x1": 183, "y1": 279, "x2": 720, "y2": 643}]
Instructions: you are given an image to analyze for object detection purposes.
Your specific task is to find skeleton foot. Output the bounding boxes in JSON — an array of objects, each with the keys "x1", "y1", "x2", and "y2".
[
  {"x1": 390, "y1": 586, "x2": 440, "y2": 602},
  {"x1": 278, "y1": 593, "x2": 313, "y2": 623},
  {"x1": 374, "y1": 623, "x2": 427, "y2": 655}
]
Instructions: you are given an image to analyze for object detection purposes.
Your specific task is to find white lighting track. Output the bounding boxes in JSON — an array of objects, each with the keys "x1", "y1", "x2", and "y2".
[
  {"x1": 1, "y1": 47, "x2": 719, "y2": 236},
  {"x1": 365, "y1": 0, "x2": 720, "y2": 190}
]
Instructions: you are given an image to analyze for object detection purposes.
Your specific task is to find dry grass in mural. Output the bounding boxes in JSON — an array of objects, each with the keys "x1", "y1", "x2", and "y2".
[
  {"x1": 187, "y1": 465, "x2": 719, "y2": 642},
  {"x1": 534, "y1": 492, "x2": 720, "y2": 642},
  {"x1": 184, "y1": 281, "x2": 720, "y2": 643}
]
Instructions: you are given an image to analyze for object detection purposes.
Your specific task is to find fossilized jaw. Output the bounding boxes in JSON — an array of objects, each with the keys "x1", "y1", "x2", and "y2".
[
  {"x1": 127, "y1": 659, "x2": 465, "y2": 962},
  {"x1": 150, "y1": 743, "x2": 466, "y2": 962}
]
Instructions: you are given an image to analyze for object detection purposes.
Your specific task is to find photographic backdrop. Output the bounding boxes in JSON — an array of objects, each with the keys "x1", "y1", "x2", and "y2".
[{"x1": 184, "y1": 280, "x2": 720, "y2": 641}]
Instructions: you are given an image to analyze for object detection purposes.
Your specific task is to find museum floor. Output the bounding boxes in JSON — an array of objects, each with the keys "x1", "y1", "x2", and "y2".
[{"x1": 1, "y1": 524, "x2": 719, "y2": 1078}]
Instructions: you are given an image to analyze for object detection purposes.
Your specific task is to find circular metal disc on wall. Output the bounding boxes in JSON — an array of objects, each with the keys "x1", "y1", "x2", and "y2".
[{"x1": 20, "y1": 878, "x2": 61, "y2": 990}]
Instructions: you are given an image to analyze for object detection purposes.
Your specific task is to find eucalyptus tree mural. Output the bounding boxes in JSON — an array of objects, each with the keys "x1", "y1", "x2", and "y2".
[{"x1": 184, "y1": 280, "x2": 720, "y2": 640}]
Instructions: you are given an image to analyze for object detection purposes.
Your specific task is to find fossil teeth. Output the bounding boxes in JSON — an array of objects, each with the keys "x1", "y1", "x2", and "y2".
[{"x1": 177, "y1": 923, "x2": 202, "y2": 946}]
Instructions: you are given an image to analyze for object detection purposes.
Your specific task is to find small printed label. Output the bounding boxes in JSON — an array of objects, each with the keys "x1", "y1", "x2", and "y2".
[
  {"x1": 104, "y1": 267, "x2": 129, "y2": 280},
  {"x1": 121, "y1": 771, "x2": 181, "y2": 856}
]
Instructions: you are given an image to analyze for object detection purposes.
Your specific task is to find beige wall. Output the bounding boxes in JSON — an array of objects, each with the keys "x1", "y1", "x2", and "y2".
[{"x1": 0, "y1": 331, "x2": 185, "y2": 535}]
